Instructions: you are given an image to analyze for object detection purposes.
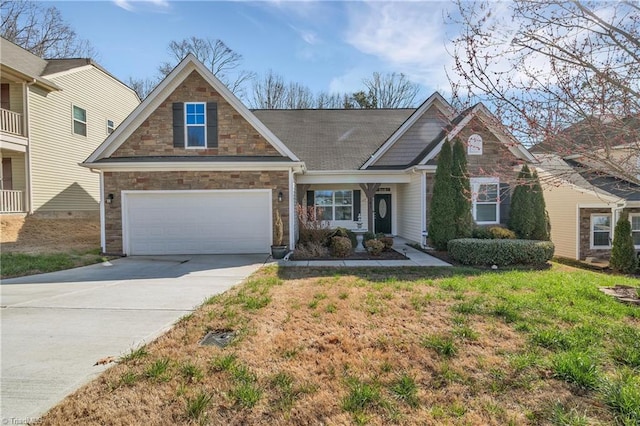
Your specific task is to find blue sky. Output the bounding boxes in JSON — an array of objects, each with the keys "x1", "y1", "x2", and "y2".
[{"x1": 51, "y1": 1, "x2": 458, "y2": 101}]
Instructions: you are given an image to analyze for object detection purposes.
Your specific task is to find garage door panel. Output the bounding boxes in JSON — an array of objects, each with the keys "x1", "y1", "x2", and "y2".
[{"x1": 125, "y1": 191, "x2": 271, "y2": 255}]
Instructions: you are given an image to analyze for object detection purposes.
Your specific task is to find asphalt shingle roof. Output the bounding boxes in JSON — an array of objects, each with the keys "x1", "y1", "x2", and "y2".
[{"x1": 253, "y1": 109, "x2": 414, "y2": 170}]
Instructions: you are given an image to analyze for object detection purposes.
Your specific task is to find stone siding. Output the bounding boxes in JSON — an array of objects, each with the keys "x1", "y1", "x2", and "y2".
[
  {"x1": 579, "y1": 207, "x2": 640, "y2": 260},
  {"x1": 112, "y1": 71, "x2": 282, "y2": 158},
  {"x1": 103, "y1": 170, "x2": 289, "y2": 254}
]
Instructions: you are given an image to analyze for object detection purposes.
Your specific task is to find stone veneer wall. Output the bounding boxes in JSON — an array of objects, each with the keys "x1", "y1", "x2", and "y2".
[
  {"x1": 111, "y1": 71, "x2": 282, "y2": 158},
  {"x1": 579, "y1": 207, "x2": 640, "y2": 260},
  {"x1": 103, "y1": 170, "x2": 289, "y2": 254}
]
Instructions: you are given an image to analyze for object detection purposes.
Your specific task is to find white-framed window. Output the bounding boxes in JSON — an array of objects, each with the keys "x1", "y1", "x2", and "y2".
[
  {"x1": 471, "y1": 177, "x2": 499, "y2": 224},
  {"x1": 467, "y1": 134, "x2": 483, "y2": 155},
  {"x1": 590, "y1": 214, "x2": 612, "y2": 248},
  {"x1": 107, "y1": 119, "x2": 115, "y2": 134},
  {"x1": 185, "y1": 102, "x2": 206, "y2": 148},
  {"x1": 314, "y1": 190, "x2": 353, "y2": 221},
  {"x1": 630, "y1": 214, "x2": 640, "y2": 249},
  {"x1": 72, "y1": 105, "x2": 87, "y2": 136}
]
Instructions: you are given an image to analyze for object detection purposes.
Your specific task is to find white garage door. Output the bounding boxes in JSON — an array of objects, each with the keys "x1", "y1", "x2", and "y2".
[{"x1": 123, "y1": 190, "x2": 272, "y2": 255}]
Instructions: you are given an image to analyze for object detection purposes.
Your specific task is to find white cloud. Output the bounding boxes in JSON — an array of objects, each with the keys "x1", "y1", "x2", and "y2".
[
  {"x1": 344, "y1": 1, "x2": 456, "y2": 91},
  {"x1": 328, "y1": 68, "x2": 368, "y2": 93},
  {"x1": 113, "y1": 0, "x2": 171, "y2": 13}
]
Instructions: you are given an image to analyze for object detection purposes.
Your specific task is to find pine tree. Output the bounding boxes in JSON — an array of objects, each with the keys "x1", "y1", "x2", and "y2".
[
  {"x1": 508, "y1": 164, "x2": 536, "y2": 239},
  {"x1": 451, "y1": 138, "x2": 473, "y2": 238},
  {"x1": 531, "y1": 170, "x2": 550, "y2": 241},
  {"x1": 610, "y1": 211, "x2": 639, "y2": 274},
  {"x1": 429, "y1": 140, "x2": 456, "y2": 250}
]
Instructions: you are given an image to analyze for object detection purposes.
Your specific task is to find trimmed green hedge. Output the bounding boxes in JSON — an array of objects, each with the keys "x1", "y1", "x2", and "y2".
[{"x1": 448, "y1": 238, "x2": 555, "y2": 266}]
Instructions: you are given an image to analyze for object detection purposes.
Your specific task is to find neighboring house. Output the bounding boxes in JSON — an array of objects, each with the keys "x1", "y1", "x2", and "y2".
[
  {"x1": 83, "y1": 54, "x2": 534, "y2": 256},
  {"x1": 0, "y1": 37, "x2": 140, "y2": 216},
  {"x1": 535, "y1": 155, "x2": 640, "y2": 262}
]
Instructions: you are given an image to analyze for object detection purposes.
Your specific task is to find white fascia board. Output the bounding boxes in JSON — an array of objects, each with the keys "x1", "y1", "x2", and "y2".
[
  {"x1": 297, "y1": 170, "x2": 412, "y2": 184},
  {"x1": 86, "y1": 54, "x2": 299, "y2": 163},
  {"x1": 80, "y1": 161, "x2": 305, "y2": 173},
  {"x1": 361, "y1": 93, "x2": 453, "y2": 169}
]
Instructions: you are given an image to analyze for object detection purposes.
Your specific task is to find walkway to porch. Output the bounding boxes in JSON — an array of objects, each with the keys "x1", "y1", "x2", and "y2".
[{"x1": 279, "y1": 237, "x2": 451, "y2": 267}]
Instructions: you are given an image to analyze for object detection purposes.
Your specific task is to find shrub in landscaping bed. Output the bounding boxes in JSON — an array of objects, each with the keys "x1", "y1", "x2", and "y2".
[
  {"x1": 365, "y1": 239, "x2": 385, "y2": 256},
  {"x1": 471, "y1": 226, "x2": 516, "y2": 240},
  {"x1": 330, "y1": 236, "x2": 353, "y2": 257},
  {"x1": 447, "y1": 238, "x2": 554, "y2": 266},
  {"x1": 330, "y1": 227, "x2": 357, "y2": 249}
]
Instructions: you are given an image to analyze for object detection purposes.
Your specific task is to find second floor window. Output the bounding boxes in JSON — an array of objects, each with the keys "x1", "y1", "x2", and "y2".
[
  {"x1": 73, "y1": 105, "x2": 87, "y2": 136},
  {"x1": 185, "y1": 102, "x2": 206, "y2": 148},
  {"x1": 107, "y1": 119, "x2": 115, "y2": 134}
]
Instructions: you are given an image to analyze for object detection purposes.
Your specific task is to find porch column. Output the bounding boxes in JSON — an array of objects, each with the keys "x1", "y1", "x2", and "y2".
[
  {"x1": 296, "y1": 184, "x2": 310, "y2": 206},
  {"x1": 359, "y1": 183, "x2": 381, "y2": 232}
]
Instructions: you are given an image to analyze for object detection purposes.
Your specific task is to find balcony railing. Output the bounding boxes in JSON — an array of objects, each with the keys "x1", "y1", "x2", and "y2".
[
  {"x1": 0, "y1": 108, "x2": 24, "y2": 136},
  {"x1": 0, "y1": 190, "x2": 24, "y2": 213}
]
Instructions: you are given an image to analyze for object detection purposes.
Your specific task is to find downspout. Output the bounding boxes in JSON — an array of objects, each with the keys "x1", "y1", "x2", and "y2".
[
  {"x1": 24, "y1": 79, "x2": 36, "y2": 214},
  {"x1": 288, "y1": 168, "x2": 295, "y2": 250},
  {"x1": 421, "y1": 171, "x2": 427, "y2": 248},
  {"x1": 92, "y1": 169, "x2": 106, "y2": 253}
]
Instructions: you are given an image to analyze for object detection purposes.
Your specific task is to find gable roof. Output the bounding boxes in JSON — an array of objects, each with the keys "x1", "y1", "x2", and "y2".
[
  {"x1": 537, "y1": 154, "x2": 640, "y2": 202},
  {"x1": 85, "y1": 54, "x2": 299, "y2": 163},
  {"x1": 253, "y1": 109, "x2": 413, "y2": 170},
  {"x1": 418, "y1": 103, "x2": 536, "y2": 165},
  {"x1": 531, "y1": 115, "x2": 640, "y2": 154},
  {"x1": 361, "y1": 92, "x2": 455, "y2": 169},
  {"x1": 0, "y1": 37, "x2": 59, "y2": 91}
]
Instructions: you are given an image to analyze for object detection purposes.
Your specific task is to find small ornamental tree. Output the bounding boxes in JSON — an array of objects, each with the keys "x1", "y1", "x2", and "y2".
[
  {"x1": 610, "y1": 211, "x2": 638, "y2": 274},
  {"x1": 509, "y1": 164, "x2": 535, "y2": 239},
  {"x1": 429, "y1": 140, "x2": 456, "y2": 250},
  {"x1": 452, "y1": 138, "x2": 473, "y2": 238},
  {"x1": 531, "y1": 170, "x2": 550, "y2": 241}
]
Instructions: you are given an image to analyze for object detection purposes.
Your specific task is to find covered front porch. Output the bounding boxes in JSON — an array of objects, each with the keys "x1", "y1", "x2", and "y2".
[{"x1": 294, "y1": 169, "x2": 430, "y2": 246}]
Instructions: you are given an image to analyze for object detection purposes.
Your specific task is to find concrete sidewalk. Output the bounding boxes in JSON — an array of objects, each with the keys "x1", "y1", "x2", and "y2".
[
  {"x1": 0, "y1": 254, "x2": 267, "y2": 423},
  {"x1": 279, "y1": 238, "x2": 451, "y2": 267}
]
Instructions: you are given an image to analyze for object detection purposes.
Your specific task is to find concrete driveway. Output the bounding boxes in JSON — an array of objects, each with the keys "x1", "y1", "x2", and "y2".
[{"x1": 0, "y1": 254, "x2": 268, "y2": 423}]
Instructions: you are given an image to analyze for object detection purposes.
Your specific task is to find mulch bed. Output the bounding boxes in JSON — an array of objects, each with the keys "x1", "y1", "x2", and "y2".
[{"x1": 291, "y1": 248, "x2": 407, "y2": 261}]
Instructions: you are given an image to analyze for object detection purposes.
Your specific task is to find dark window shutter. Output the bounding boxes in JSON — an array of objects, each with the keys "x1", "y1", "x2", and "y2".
[
  {"x1": 499, "y1": 183, "x2": 511, "y2": 226},
  {"x1": 353, "y1": 190, "x2": 361, "y2": 220},
  {"x1": 306, "y1": 191, "x2": 315, "y2": 221},
  {"x1": 172, "y1": 102, "x2": 184, "y2": 147},
  {"x1": 206, "y1": 102, "x2": 218, "y2": 148}
]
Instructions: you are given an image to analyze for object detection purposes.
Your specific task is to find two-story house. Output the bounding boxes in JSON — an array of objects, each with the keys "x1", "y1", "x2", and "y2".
[{"x1": 0, "y1": 37, "x2": 139, "y2": 216}]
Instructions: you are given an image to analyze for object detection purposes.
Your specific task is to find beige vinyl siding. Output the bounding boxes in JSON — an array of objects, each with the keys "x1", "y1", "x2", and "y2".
[
  {"x1": 28, "y1": 67, "x2": 138, "y2": 212},
  {"x1": 374, "y1": 106, "x2": 449, "y2": 166},
  {"x1": 397, "y1": 172, "x2": 423, "y2": 243},
  {"x1": 540, "y1": 172, "x2": 614, "y2": 259},
  {"x1": 0, "y1": 150, "x2": 26, "y2": 192},
  {"x1": 8, "y1": 83, "x2": 24, "y2": 114}
]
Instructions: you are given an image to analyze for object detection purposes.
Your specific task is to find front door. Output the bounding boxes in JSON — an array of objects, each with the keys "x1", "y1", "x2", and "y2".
[{"x1": 374, "y1": 194, "x2": 392, "y2": 234}]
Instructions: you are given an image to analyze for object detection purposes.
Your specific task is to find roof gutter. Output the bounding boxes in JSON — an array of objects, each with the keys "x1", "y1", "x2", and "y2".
[{"x1": 80, "y1": 161, "x2": 306, "y2": 173}]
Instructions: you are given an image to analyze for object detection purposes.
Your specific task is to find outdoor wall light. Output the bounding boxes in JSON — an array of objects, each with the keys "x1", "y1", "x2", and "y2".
[
  {"x1": 106, "y1": 193, "x2": 114, "y2": 204},
  {"x1": 278, "y1": 191, "x2": 283, "y2": 203}
]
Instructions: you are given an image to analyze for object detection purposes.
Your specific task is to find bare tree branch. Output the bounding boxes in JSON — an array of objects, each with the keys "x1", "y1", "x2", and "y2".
[{"x1": 1, "y1": 0, "x2": 96, "y2": 59}]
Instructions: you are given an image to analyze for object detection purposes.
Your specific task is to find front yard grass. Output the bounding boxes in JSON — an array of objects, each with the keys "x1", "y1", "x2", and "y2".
[
  {"x1": 0, "y1": 249, "x2": 107, "y2": 279},
  {"x1": 39, "y1": 264, "x2": 639, "y2": 425}
]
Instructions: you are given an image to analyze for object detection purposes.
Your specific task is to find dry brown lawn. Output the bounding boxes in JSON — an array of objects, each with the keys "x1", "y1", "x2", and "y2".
[
  {"x1": 37, "y1": 265, "x2": 640, "y2": 425},
  {"x1": 1, "y1": 215, "x2": 100, "y2": 254}
]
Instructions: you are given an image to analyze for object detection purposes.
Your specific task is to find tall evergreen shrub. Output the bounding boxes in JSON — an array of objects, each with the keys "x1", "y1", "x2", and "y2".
[
  {"x1": 509, "y1": 164, "x2": 536, "y2": 239},
  {"x1": 429, "y1": 140, "x2": 456, "y2": 250},
  {"x1": 452, "y1": 138, "x2": 473, "y2": 238},
  {"x1": 531, "y1": 170, "x2": 550, "y2": 241},
  {"x1": 610, "y1": 211, "x2": 638, "y2": 274}
]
